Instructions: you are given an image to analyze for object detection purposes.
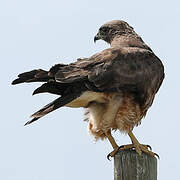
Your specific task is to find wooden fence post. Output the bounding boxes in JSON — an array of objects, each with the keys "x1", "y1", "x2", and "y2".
[{"x1": 114, "y1": 150, "x2": 157, "y2": 180}]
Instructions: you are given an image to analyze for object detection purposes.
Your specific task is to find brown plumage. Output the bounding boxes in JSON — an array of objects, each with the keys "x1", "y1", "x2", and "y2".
[{"x1": 12, "y1": 20, "x2": 164, "y2": 158}]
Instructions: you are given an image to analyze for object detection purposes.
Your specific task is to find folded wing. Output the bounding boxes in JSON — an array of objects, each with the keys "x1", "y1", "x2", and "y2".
[{"x1": 12, "y1": 47, "x2": 164, "y2": 125}]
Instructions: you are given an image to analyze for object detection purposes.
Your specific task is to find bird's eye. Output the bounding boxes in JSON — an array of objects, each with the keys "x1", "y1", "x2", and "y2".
[{"x1": 100, "y1": 27, "x2": 109, "y2": 33}]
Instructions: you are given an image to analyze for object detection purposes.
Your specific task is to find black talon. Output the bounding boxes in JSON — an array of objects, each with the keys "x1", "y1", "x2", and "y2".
[
  {"x1": 107, "y1": 153, "x2": 112, "y2": 161},
  {"x1": 119, "y1": 145, "x2": 125, "y2": 149},
  {"x1": 154, "y1": 153, "x2": 160, "y2": 159},
  {"x1": 146, "y1": 144, "x2": 152, "y2": 150}
]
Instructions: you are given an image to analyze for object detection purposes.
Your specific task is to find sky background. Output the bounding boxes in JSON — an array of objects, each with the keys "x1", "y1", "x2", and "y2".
[{"x1": 1, "y1": 0, "x2": 180, "y2": 179}]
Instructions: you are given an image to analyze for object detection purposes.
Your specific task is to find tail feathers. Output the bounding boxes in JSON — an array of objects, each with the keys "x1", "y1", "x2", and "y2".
[
  {"x1": 24, "y1": 92, "x2": 81, "y2": 126},
  {"x1": 12, "y1": 69, "x2": 49, "y2": 85},
  {"x1": 24, "y1": 117, "x2": 40, "y2": 126},
  {"x1": 32, "y1": 82, "x2": 66, "y2": 96}
]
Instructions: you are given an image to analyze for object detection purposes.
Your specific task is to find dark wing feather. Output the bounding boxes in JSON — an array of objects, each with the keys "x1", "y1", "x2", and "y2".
[
  {"x1": 86, "y1": 47, "x2": 164, "y2": 108},
  {"x1": 12, "y1": 47, "x2": 164, "y2": 124},
  {"x1": 54, "y1": 48, "x2": 119, "y2": 84},
  {"x1": 24, "y1": 91, "x2": 82, "y2": 126},
  {"x1": 12, "y1": 69, "x2": 49, "y2": 84},
  {"x1": 54, "y1": 47, "x2": 164, "y2": 99}
]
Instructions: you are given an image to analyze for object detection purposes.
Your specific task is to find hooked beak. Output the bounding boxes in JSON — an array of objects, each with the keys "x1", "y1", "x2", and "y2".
[{"x1": 94, "y1": 32, "x2": 101, "y2": 43}]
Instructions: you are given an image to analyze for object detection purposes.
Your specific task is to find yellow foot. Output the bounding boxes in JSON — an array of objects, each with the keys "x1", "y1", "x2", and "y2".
[{"x1": 119, "y1": 144, "x2": 159, "y2": 158}]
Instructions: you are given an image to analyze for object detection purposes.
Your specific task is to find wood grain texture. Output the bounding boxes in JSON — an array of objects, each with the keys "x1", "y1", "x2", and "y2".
[{"x1": 114, "y1": 150, "x2": 157, "y2": 180}]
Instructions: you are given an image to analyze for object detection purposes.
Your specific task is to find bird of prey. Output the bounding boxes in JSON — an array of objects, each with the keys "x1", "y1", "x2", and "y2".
[{"x1": 12, "y1": 20, "x2": 164, "y2": 159}]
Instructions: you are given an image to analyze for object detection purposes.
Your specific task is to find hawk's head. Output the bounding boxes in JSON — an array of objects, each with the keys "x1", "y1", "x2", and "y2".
[{"x1": 94, "y1": 20, "x2": 134, "y2": 44}]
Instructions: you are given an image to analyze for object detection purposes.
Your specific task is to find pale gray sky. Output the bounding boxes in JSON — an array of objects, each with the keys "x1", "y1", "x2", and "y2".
[{"x1": 1, "y1": 0, "x2": 180, "y2": 179}]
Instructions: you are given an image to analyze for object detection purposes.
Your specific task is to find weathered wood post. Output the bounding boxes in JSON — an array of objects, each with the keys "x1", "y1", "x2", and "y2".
[{"x1": 114, "y1": 150, "x2": 157, "y2": 180}]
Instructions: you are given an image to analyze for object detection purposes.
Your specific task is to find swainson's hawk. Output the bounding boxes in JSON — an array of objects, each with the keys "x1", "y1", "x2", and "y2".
[{"x1": 12, "y1": 20, "x2": 164, "y2": 159}]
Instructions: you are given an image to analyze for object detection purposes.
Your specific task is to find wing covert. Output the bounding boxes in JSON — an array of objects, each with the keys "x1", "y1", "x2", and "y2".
[{"x1": 87, "y1": 47, "x2": 164, "y2": 105}]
